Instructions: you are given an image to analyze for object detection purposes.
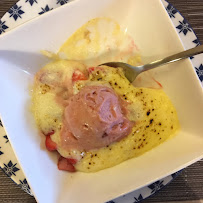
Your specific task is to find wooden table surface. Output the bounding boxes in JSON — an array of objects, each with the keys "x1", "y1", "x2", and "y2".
[{"x1": 0, "y1": 0, "x2": 203, "y2": 202}]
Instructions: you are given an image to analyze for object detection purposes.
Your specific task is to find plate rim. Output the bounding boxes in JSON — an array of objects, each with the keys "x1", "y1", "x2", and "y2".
[{"x1": 0, "y1": 0, "x2": 202, "y2": 202}]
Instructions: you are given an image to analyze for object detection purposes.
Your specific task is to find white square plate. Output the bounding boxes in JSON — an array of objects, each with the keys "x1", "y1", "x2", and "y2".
[{"x1": 0, "y1": 0, "x2": 203, "y2": 202}]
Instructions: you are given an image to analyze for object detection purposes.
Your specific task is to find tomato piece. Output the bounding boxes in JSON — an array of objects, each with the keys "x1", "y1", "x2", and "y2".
[
  {"x1": 67, "y1": 158, "x2": 78, "y2": 165},
  {"x1": 45, "y1": 135, "x2": 57, "y2": 151},
  {"x1": 88, "y1": 67, "x2": 95, "y2": 73},
  {"x1": 58, "y1": 156, "x2": 76, "y2": 172},
  {"x1": 72, "y1": 70, "x2": 87, "y2": 82}
]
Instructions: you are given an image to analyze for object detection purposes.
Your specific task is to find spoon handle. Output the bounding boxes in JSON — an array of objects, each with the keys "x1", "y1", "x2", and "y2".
[{"x1": 143, "y1": 44, "x2": 203, "y2": 70}]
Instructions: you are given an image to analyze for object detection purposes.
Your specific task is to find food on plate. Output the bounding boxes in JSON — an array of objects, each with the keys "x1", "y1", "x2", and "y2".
[
  {"x1": 31, "y1": 18, "x2": 179, "y2": 172},
  {"x1": 32, "y1": 62, "x2": 179, "y2": 172},
  {"x1": 58, "y1": 17, "x2": 141, "y2": 67},
  {"x1": 62, "y1": 85, "x2": 133, "y2": 151}
]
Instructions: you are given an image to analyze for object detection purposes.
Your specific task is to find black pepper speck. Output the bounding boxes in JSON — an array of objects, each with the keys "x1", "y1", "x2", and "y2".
[{"x1": 147, "y1": 111, "x2": 150, "y2": 116}]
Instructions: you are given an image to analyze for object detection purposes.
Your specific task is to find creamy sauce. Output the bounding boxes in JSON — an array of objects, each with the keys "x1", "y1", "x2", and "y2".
[
  {"x1": 32, "y1": 18, "x2": 180, "y2": 172},
  {"x1": 75, "y1": 67, "x2": 179, "y2": 172},
  {"x1": 32, "y1": 62, "x2": 179, "y2": 172},
  {"x1": 58, "y1": 18, "x2": 141, "y2": 67}
]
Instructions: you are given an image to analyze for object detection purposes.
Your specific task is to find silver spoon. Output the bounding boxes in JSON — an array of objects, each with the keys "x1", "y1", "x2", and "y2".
[{"x1": 100, "y1": 44, "x2": 203, "y2": 83}]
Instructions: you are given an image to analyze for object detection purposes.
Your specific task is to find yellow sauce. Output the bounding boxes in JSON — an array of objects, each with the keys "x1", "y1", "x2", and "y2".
[
  {"x1": 75, "y1": 67, "x2": 179, "y2": 172},
  {"x1": 32, "y1": 17, "x2": 180, "y2": 172}
]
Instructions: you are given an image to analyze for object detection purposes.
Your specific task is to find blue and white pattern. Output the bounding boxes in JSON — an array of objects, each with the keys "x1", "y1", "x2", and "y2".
[
  {"x1": 171, "y1": 171, "x2": 181, "y2": 179},
  {"x1": 176, "y1": 19, "x2": 192, "y2": 35},
  {"x1": 109, "y1": 172, "x2": 179, "y2": 203},
  {"x1": 19, "y1": 178, "x2": 33, "y2": 195},
  {"x1": 0, "y1": 21, "x2": 9, "y2": 35},
  {"x1": 25, "y1": 0, "x2": 38, "y2": 6},
  {"x1": 8, "y1": 4, "x2": 24, "y2": 21},
  {"x1": 193, "y1": 39, "x2": 201, "y2": 47},
  {"x1": 0, "y1": 0, "x2": 202, "y2": 202},
  {"x1": 56, "y1": 0, "x2": 69, "y2": 6},
  {"x1": 133, "y1": 194, "x2": 144, "y2": 202},
  {"x1": 3, "y1": 160, "x2": 19, "y2": 177},
  {"x1": 0, "y1": 147, "x2": 3, "y2": 156},
  {"x1": 165, "y1": 3, "x2": 177, "y2": 18},
  {"x1": 3, "y1": 135, "x2": 9, "y2": 143},
  {"x1": 195, "y1": 64, "x2": 203, "y2": 82},
  {"x1": 38, "y1": 5, "x2": 53, "y2": 15},
  {"x1": 148, "y1": 180, "x2": 164, "y2": 194}
]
